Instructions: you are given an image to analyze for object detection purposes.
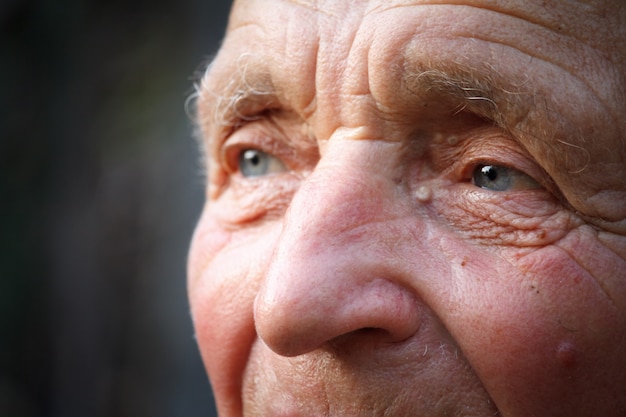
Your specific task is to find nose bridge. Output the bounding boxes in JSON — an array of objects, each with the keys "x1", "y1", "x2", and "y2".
[
  {"x1": 254, "y1": 139, "x2": 422, "y2": 357},
  {"x1": 274, "y1": 138, "x2": 395, "y2": 267},
  {"x1": 287, "y1": 147, "x2": 385, "y2": 244}
]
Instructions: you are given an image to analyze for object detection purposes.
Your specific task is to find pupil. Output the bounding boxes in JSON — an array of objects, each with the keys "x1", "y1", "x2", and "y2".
[
  {"x1": 481, "y1": 165, "x2": 498, "y2": 181},
  {"x1": 244, "y1": 150, "x2": 261, "y2": 166}
]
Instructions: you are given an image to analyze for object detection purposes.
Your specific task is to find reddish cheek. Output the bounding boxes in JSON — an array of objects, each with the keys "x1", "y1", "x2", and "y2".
[
  {"x1": 188, "y1": 218, "x2": 236, "y2": 369},
  {"x1": 455, "y1": 243, "x2": 620, "y2": 415},
  {"x1": 188, "y1": 215, "x2": 284, "y2": 416},
  {"x1": 187, "y1": 210, "x2": 232, "y2": 286},
  {"x1": 188, "y1": 213, "x2": 243, "y2": 409}
]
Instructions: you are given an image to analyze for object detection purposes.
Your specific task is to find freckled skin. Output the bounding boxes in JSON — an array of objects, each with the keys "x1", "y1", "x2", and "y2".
[{"x1": 188, "y1": 1, "x2": 626, "y2": 417}]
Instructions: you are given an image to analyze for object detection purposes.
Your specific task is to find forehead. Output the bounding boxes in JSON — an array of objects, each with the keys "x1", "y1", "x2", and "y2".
[
  {"x1": 224, "y1": 0, "x2": 626, "y2": 69},
  {"x1": 211, "y1": 0, "x2": 625, "y2": 138},
  {"x1": 221, "y1": 0, "x2": 625, "y2": 103},
  {"x1": 229, "y1": 0, "x2": 623, "y2": 39}
]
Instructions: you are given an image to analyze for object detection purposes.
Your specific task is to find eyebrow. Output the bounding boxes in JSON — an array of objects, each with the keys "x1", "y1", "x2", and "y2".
[
  {"x1": 199, "y1": 59, "x2": 537, "y2": 135},
  {"x1": 401, "y1": 65, "x2": 535, "y2": 132},
  {"x1": 196, "y1": 59, "x2": 279, "y2": 134},
  {"x1": 197, "y1": 49, "x2": 564, "y2": 168}
]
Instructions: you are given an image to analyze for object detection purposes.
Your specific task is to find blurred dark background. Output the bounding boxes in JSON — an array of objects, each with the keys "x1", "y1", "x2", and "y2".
[{"x1": 1, "y1": 0, "x2": 232, "y2": 416}]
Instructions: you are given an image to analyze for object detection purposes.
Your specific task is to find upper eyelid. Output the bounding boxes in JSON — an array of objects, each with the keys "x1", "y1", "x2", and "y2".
[
  {"x1": 218, "y1": 107, "x2": 319, "y2": 160},
  {"x1": 213, "y1": 105, "x2": 285, "y2": 145},
  {"x1": 218, "y1": 117, "x2": 300, "y2": 172},
  {"x1": 431, "y1": 131, "x2": 549, "y2": 182},
  {"x1": 207, "y1": 115, "x2": 273, "y2": 173},
  {"x1": 220, "y1": 132, "x2": 269, "y2": 174}
]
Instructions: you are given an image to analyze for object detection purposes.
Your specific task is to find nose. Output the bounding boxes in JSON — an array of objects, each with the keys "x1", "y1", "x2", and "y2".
[{"x1": 254, "y1": 140, "x2": 422, "y2": 357}]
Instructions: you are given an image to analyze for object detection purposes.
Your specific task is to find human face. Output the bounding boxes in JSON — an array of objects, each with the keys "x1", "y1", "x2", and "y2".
[{"x1": 188, "y1": 0, "x2": 626, "y2": 416}]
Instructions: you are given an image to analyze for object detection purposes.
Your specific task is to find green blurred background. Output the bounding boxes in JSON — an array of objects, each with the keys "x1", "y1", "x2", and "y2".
[{"x1": 1, "y1": 0, "x2": 232, "y2": 415}]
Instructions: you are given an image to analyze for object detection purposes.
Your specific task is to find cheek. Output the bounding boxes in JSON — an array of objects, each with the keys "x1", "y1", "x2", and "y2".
[
  {"x1": 436, "y1": 235, "x2": 626, "y2": 415},
  {"x1": 187, "y1": 212, "x2": 282, "y2": 415}
]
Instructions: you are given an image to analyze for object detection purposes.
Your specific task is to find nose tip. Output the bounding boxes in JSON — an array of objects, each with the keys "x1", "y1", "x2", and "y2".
[{"x1": 254, "y1": 264, "x2": 422, "y2": 357}]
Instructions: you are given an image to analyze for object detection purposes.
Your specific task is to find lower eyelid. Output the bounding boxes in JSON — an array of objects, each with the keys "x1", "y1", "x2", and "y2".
[
  {"x1": 216, "y1": 174, "x2": 301, "y2": 223},
  {"x1": 433, "y1": 184, "x2": 571, "y2": 247}
]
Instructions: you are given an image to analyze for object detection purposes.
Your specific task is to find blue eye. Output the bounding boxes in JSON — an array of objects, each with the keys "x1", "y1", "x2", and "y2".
[
  {"x1": 472, "y1": 164, "x2": 539, "y2": 191},
  {"x1": 238, "y1": 149, "x2": 286, "y2": 177}
]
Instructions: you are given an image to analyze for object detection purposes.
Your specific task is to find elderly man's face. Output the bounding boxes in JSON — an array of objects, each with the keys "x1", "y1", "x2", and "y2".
[{"x1": 188, "y1": 0, "x2": 626, "y2": 415}]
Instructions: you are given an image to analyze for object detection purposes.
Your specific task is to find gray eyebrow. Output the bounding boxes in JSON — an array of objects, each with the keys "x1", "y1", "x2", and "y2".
[
  {"x1": 197, "y1": 46, "x2": 538, "y2": 133},
  {"x1": 197, "y1": 49, "x2": 558, "y2": 166},
  {"x1": 196, "y1": 55, "x2": 278, "y2": 132},
  {"x1": 200, "y1": 65, "x2": 528, "y2": 134},
  {"x1": 401, "y1": 66, "x2": 533, "y2": 131},
  {"x1": 401, "y1": 64, "x2": 600, "y2": 185}
]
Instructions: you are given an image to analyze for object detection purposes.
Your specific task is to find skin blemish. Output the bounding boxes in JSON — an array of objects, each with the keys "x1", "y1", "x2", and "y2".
[
  {"x1": 447, "y1": 135, "x2": 459, "y2": 145},
  {"x1": 415, "y1": 185, "x2": 433, "y2": 203},
  {"x1": 556, "y1": 341, "x2": 578, "y2": 368}
]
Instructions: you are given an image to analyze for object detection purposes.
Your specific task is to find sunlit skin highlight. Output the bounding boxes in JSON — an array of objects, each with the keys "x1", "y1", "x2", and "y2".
[{"x1": 188, "y1": 1, "x2": 626, "y2": 416}]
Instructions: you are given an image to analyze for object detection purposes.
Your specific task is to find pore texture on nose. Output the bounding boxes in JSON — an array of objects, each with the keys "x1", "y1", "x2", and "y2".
[{"x1": 253, "y1": 152, "x2": 422, "y2": 357}]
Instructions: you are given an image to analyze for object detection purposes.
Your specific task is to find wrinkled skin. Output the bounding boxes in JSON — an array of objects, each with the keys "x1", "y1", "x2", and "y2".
[{"x1": 188, "y1": 1, "x2": 626, "y2": 416}]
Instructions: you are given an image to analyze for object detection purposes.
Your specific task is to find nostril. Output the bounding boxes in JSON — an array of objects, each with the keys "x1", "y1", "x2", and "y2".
[
  {"x1": 324, "y1": 325, "x2": 419, "y2": 358},
  {"x1": 329, "y1": 327, "x2": 384, "y2": 343},
  {"x1": 327, "y1": 327, "x2": 386, "y2": 346},
  {"x1": 358, "y1": 327, "x2": 381, "y2": 334}
]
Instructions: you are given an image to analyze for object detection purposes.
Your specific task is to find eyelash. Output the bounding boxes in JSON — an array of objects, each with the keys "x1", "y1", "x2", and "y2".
[{"x1": 434, "y1": 134, "x2": 545, "y2": 186}]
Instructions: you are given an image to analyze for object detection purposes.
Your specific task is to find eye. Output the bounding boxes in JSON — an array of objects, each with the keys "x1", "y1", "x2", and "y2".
[
  {"x1": 238, "y1": 149, "x2": 287, "y2": 177},
  {"x1": 472, "y1": 164, "x2": 540, "y2": 191}
]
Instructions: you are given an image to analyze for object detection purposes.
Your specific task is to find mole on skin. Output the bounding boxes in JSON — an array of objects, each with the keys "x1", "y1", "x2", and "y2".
[{"x1": 415, "y1": 185, "x2": 433, "y2": 203}]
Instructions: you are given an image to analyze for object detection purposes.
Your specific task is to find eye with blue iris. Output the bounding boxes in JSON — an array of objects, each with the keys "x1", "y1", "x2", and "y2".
[
  {"x1": 472, "y1": 164, "x2": 540, "y2": 191},
  {"x1": 238, "y1": 149, "x2": 287, "y2": 177}
]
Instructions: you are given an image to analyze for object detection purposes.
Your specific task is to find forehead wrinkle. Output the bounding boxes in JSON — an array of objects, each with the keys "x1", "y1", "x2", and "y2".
[
  {"x1": 281, "y1": 0, "x2": 340, "y2": 16},
  {"x1": 366, "y1": 1, "x2": 626, "y2": 75},
  {"x1": 449, "y1": 15, "x2": 624, "y2": 132}
]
